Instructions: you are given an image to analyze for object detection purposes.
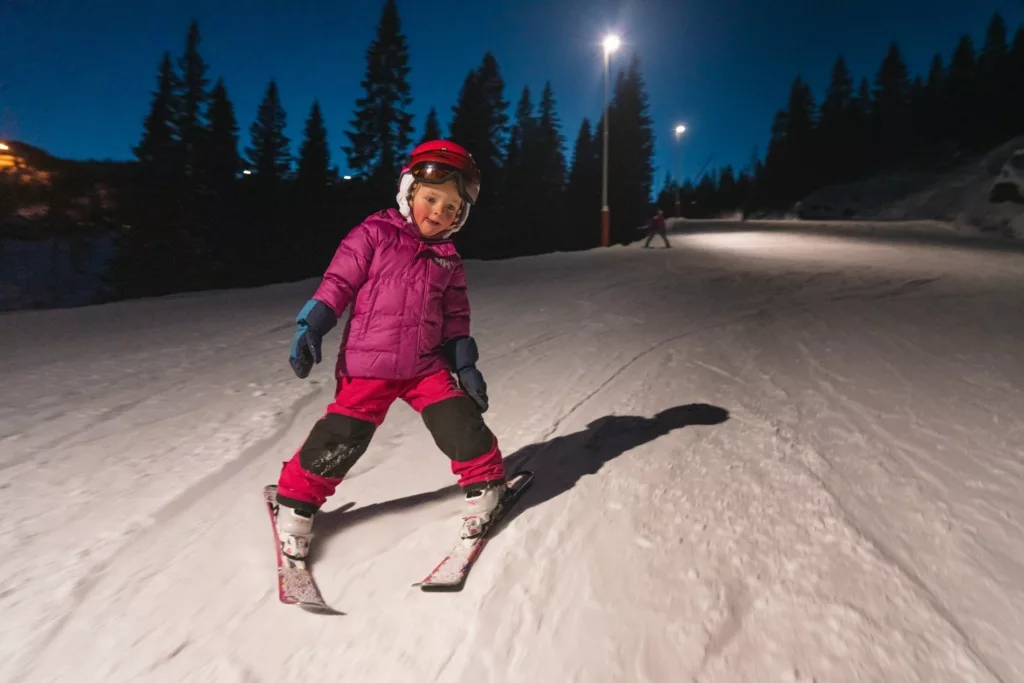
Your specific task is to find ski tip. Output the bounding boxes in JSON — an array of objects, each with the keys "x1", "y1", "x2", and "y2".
[
  {"x1": 298, "y1": 602, "x2": 345, "y2": 616},
  {"x1": 420, "y1": 581, "x2": 466, "y2": 593},
  {"x1": 508, "y1": 470, "x2": 534, "y2": 488},
  {"x1": 283, "y1": 595, "x2": 344, "y2": 615}
]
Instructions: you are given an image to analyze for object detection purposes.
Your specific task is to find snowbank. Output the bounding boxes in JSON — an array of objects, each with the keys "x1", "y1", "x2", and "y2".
[
  {"x1": 799, "y1": 137, "x2": 1024, "y2": 239},
  {"x1": 0, "y1": 235, "x2": 114, "y2": 311}
]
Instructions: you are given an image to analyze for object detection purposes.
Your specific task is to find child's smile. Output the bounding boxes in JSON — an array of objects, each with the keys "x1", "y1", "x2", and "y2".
[{"x1": 411, "y1": 180, "x2": 463, "y2": 238}]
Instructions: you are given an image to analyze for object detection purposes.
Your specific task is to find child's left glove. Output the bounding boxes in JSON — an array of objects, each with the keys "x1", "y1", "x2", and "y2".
[
  {"x1": 443, "y1": 336, "x2": 489, "y2": 412},
  {"x1": 289, "y1": 299, "x2": 337, "y2": 379}
]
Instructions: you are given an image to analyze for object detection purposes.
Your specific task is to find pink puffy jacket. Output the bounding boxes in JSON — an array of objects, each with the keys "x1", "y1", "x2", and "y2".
[{"x1": 312, "y1": 208, "x2": 471, "y2": 380}]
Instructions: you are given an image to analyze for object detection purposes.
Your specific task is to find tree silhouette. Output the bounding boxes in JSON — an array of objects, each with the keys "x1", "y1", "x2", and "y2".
[{"x1": 343, "y1": 0, "x2": 414, "y2": 193}]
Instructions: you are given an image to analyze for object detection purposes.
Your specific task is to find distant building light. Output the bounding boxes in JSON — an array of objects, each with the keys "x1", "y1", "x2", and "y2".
[
  {"x1": 242, "y1": 169, "x2": 252, "y2": 175},
  {"x1": 0, "y1": 142, "x2": 9, "y2": 151},
  {"x1": 343, "y1": 175, "x2": 352, "y2": 180}
]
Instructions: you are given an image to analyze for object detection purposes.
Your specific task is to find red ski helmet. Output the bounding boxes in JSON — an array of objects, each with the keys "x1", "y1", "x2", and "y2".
[{"x1": 403, "y1": 140, "x2": 481, "y2": 205}]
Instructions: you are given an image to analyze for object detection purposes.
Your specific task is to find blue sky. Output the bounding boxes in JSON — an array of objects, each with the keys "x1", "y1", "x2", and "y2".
[{"x1": 2, "y1": 0, "x2": 1021, "y2": 188}]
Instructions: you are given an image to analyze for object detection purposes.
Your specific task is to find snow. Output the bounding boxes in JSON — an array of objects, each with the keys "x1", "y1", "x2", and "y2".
[
  {"x1": 2, "y1": 219, "x2": 1024, "y2": 682},
  {"x1": 799, "y1": 137, "x2": 1024, "y2": 239}
]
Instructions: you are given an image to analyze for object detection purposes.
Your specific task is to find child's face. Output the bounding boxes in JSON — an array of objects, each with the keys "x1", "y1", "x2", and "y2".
[{"x1": 411, "y1": 181, "x2": 463, "y2": 238}]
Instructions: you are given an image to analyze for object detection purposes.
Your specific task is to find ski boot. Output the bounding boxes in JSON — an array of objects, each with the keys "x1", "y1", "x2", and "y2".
[
  {"x1": 276, "y1": 504, "x2": 314, "y2": 561},
  {"x1": 460, "y1": 480, "x2": 507, "y2": 539}
]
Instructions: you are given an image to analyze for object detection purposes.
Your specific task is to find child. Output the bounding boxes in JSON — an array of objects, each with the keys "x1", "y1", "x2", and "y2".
[
  {"x1": 643, "y1": 208, "x2": 670, "y2": 248},
  {"x1": 274, "y1": 140, "x2": 506, "y2": 560}
]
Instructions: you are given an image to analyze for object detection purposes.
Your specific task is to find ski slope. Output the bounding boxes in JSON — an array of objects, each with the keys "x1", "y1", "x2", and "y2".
[{"x1": 2, "y1": 219, "x2": 1023, "y2": 683}]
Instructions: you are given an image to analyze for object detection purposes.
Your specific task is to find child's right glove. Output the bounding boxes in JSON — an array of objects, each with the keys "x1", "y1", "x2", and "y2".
[
  {"x1": 443, "y1": 336, "x2": 489, "y2": 412},
  {"x1": 289, "y1": 299, "x2": 337, "y2": 379}
]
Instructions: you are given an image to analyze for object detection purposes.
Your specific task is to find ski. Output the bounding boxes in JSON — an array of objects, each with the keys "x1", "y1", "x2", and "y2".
[
  {"x1": 416, "y1": 470, "x2": 534, "y2": 592},
  {"x1": 263, "y1": 484, "x2": 342, "y2": 615}
]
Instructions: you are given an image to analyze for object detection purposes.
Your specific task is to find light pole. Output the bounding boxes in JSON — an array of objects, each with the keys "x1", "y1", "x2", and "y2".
[
  {"x1": 673, "y1": 124, "x2": 686, "y2": 217},
  {"x1": 601, "y1": 33, "x2": 620, "y2": 248}
]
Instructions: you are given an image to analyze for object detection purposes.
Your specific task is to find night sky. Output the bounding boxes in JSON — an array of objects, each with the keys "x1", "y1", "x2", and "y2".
[{"x1": 2, "y1": 0, "x2": 1022, "y2": 188}]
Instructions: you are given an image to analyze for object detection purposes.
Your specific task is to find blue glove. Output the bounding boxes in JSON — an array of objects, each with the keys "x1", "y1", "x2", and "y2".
[
  {"x1": 443, "y1": 336, "x2": 488, "y2": 412},
  {"x1": 289, "y1": 299, "x2": 338, "y2": 379}
]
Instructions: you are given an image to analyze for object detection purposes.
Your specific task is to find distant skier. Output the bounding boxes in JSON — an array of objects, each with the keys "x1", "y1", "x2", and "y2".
[
  {"x1": 273, "y1": 140, "x2": 506, "y2": 561},
  {"x1": 643, "y1": 208, "x2": 671, "y2": 248}
]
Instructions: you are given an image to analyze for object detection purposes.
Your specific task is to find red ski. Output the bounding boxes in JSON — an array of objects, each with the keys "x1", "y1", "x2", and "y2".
[
  {"x1": 263, "y1": 485, "x2": 342, "y2": 615},
  {"x1": 416, "y1": 470, "x2": 534, "y2": 591}
]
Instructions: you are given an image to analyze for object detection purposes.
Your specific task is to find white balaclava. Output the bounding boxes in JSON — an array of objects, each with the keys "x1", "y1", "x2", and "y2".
[{"x1": 396, "y1": 172, "x2": 472, "y2": 237}]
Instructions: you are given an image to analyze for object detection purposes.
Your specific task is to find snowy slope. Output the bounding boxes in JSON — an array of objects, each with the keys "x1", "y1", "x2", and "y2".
[
  {"x1": 2, "y1": 219, "x2": 1024, "y2": 683},
  {"x1": 799, "y1": 137, "x2": 1024, "y2": 238}
]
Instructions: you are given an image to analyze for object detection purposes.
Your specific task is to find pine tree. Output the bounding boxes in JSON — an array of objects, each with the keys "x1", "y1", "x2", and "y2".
[
  {"x1": 202, "y1": 77, "x2": 241, "y2": 280},
  {"x1": 655, "y1": 172, "x2": 677, "y2": 215},
  {"x1": 506, "y1": 88, "x2": 535, "y2": 167},
  {"x1": 503, "y1": 86, "x2": 535, "y2": 216},
  {"x1": 740, "y1": 146, "x2": 764, "y2": 216},
  {"x1": 343, "y1": 0, "x2": 414, "y2": 190},
  {"x1": 134, "y1": 52, "x2": 180, "y2": 178},
  {"x1": 606, "y1": 55, "x2": 655, "y2": 244},
  {"x1": 535, "y1": 82, "x2": 567, "y2": 194},
  {"x1": 296, "y1": 100, "x2": 334, "y2": 273},
  {"x1": 694, "y1": 172, "x2": 717, "y2": 216},
  {"x1": 1010, "y1": 25, "x2": 1024, "y2": 136},
  {"x1": 851, "y1": 78, "x2": 873, "y2": 174},
  {"x1": 818, "y1": 56, "x2": 854, "y2": 184},
  {"x1": 921, "y1": 54, "x2": 948, "y2": 150},
  {"x1": 872, "y1": 42, "x2": 913, "y2": 166},
  {"x1": 565, "y1": 118, "x2": 600, "y2": 249},
  {"x1": 204, "y1": 78, "x2": 241, "y2": 192},
  {"x1": 503, "y1": 82, "x2": 568, "y2": 254},
  {"x1": 947, "y1": 35, "x2": 978, "y2": 145},
  {"x1": 297, "y1": 100, "x2": 331, "y2": 192},
  {"x1": 239, "y1": 80, "x2": 292, "y2": 281},
  {"x1": 908, "y1": 74, "x2": 927, "y2": 157},
  {"x1": 114, "y1": 51, "x2": 187, "y2": 300},
  {"x1": 735, "y1": 166, "x2": 757, "y2": 215},
  {"x1": 979, "y1": 13, "x2": 1010, "y2": 76},
  {"x1": 784, "y1": 76, "x2": 816, "y2": 198},
  {"x1": 763, "y1": 109, "x2": 789, "y2": 205},
  {"x1": 246, "y1": 79, "x2": 291, "y2": 182},
  {"x1": 420, "y1": 107, "x2": 442, "y2": 143},
  {"x1": 448, "y1": 53, "x2": 509, "y2": 256},
  {"x1": 717, "y1": 165, "x2": 738, "y2": 211},
  {"x1": 449, "y1": 53, "x2": 509, "y2": 178},
  {"x1": 177, "y1": 20, "x2": 210, "y2": 180},
  {"x1": 979, "y1": 12, "x2": 1011, "y2": 138}
]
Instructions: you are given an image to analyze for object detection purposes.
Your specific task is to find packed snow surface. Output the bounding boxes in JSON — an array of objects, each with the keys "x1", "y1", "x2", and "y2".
[{"x1": 2, "y1": 219, "x2": 1023, "y2": 683}]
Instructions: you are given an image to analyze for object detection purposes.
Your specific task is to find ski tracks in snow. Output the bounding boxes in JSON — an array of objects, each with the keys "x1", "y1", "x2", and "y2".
[{"x1": 6, "y1": 224, "x2": 1024, "y2": 682}]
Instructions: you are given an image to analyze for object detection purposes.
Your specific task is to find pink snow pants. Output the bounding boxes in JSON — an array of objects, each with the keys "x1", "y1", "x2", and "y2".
[{"x1": 276, "y1": 370, "x2": 504, "y2": 509}]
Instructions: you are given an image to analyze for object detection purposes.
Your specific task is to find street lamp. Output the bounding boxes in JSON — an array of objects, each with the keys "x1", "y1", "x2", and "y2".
[
  {"x1": 673, "y1": 124, "x2": 686, "y2": 217},
  {"x1": 600, "y1": 33, "x2": 621, "y2": 247}
]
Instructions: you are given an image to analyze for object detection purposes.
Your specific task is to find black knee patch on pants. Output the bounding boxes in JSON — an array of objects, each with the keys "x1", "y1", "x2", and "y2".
[
  {"x1": 422, "y1": 396, "x2": 495, "y2": 462},
  {"x1": 298, "y1": 413, "x2": 376, "y2": 479}
]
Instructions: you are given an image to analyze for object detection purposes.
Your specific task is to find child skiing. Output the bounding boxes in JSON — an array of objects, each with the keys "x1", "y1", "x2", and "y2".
[
  {"x1": 643, "y1": 208, "x2": 670, "y2": 248},
  {"x1": 273, "y1": 140, "x2": 507, "y2": 561}
]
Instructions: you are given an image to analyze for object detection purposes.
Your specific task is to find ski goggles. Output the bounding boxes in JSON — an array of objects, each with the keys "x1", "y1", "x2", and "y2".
[{"x1": 408, "y1": 162, "x2": 481, "y2": 205}]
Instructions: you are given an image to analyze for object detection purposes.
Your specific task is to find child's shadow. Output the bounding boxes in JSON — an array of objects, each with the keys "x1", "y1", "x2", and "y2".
[
  {"x1": 311, "y1": 403, "x2": 729, "y2": 555},
  {"x1": 498, "y1": 403, "x2": 730, "y2": 529}
]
